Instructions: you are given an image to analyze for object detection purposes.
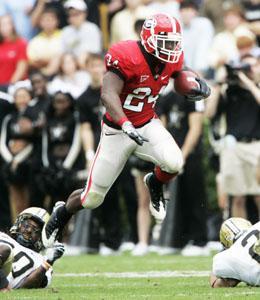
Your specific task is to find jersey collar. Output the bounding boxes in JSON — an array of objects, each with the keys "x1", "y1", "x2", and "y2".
[{"x1": 137, "y1": 41, "x2": 166, "y2": 80}]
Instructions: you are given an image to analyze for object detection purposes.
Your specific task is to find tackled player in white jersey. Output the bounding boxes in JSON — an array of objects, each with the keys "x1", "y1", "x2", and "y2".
[
  {"x1": 0, "y1": 207, "x2": 64, "y2": 291},
  {"x1": 210, "y1": 217, "x2": 260, "y2": 287}
]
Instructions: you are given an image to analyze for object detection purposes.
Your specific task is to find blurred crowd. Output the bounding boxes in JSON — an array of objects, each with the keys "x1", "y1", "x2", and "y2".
[{"x1": 0, "y1": 0, "x2": 259, "y2": 257}]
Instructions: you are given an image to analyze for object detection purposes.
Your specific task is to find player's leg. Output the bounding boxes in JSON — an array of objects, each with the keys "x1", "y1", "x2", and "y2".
[
  {"x1": 134, "y1": 119, "x2": 183, "y2": 222},
  {"x1": 42, "y1": 124, "x2": 135, "y2": 247}
]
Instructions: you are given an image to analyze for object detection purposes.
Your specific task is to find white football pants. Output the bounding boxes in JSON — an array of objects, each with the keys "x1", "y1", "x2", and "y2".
[{"x1": 81, "y1": 118, "x2": 183, "y2": 209}]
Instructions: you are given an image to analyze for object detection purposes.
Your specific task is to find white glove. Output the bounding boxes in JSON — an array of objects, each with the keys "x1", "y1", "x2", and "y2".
[
  {"x1": 45, "y1": 242, "x2": 65, "y2": 265},
  {"x1": 122, "y1": 121, "x2": 149, "y2": 146}
]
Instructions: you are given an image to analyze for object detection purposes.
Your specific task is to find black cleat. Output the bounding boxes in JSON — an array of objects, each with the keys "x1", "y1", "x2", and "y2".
[
  {"x1": 42, "y1": 201, "x2": 65, "y2": 248},
  {"x1": 144, "y1": 173, "x2": 167, "y2": 223}
]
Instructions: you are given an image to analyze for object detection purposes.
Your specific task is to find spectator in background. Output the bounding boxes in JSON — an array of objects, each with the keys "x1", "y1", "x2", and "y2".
[
  {"x1": 77, "y1": 53, "x2": 105, "y2": 168},
  {"x1": 84, "y1": 0, "x2": 103, "y2": 26},
  {"x1": 110, "y1": 0, "x2": 153, "y2": 44},
  {"x1": 27, "y1": 71, "x2": 52, "y2": 208},
  {"x1": 158, "y1": 89, "x2": 208, "y2": 256},
  {"x1": 208, "y1": 3, "x2": 247, "y2": 76},
  {"x1": 62, "y1": 0, "x2": 102, "y2": 69},
  {"x1": 40, "y1": 91, "x2": 85, "y2": 210},
  {"x1": 128, "y1": 156, "x2": 153, "y2": 256},
  {"x1": 0, "y1": 86, "x2": 34, "y2": 221},
  {"x1": 48, "y1": 52, "x2": 90, "y2": 99},
  {"x1": 0, "y1": 0, "x2": 37, "y2": 40},
  {"x1": 179, "y1": 0, "x2": 214, "y2": 76},
  {"x1": 235, "y1": 27, "x2": 259, "y2": 58},
  {"x1": 0, "y1": 14, "x2": 28, "y2": 91},
  {"x1": 27, "y1": 8, "x2": 62, "y2": 77},
  {"x1": 205, "y1": 53, "x2": 260, "y2": 221},
  {"x1": 30, "y1": 71, "x2": 52, "y2": 116},
  {"x1": 0, "y1": 92, "x2": 14, "y2": 231},
  {"x1": 147, "y1": 0, "x2": 180, "y2": 18},
  {"x1": 31, "y1": 0, "x2": 68, "y2": 30},
  {"x1": 202, "y1": 0, "x2": 227, "y2": 33},
  {"x1": 242, "y1": 0, "x2": 260, "y2": 45}
]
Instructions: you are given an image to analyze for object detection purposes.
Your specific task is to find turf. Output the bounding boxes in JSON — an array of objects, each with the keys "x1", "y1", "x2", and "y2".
[{"x1": 2, "y1": 253, "x2": 259, "y2": 300}]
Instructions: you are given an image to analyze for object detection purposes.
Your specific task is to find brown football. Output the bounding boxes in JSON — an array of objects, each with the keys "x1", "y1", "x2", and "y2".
[{"x1": 174, "y1": 70, "x2": 200, "y2": 96}]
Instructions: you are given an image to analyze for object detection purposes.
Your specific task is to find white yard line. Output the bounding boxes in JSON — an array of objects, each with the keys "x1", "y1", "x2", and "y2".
[{"x1": 56, "y1": 270, "x2": 210, "y2": 278}]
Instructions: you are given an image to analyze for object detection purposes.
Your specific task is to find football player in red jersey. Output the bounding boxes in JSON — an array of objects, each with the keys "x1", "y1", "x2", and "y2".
[{"x1": 42, "y1": 13, "x2": 211, "y2": 248}]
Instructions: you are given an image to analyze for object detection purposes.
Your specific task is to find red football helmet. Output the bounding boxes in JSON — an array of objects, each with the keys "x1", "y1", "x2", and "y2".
[{"x1": 140, "y1": 13, "x2": 182, "y2": 64}]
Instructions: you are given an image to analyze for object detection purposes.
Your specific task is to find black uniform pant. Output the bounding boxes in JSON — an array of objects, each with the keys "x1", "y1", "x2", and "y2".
[
  {"x1": 171, "y1": 151, "x2": 207, "y2": 248},
  {"x1": 0, "y1": 162, "x2": 11, "y2": 230}
]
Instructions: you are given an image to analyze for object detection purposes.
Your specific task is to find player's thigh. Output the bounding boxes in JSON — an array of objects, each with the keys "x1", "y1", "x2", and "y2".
[
  {"x1": 135, "y1": 119, "x2": 183, "y2": 173},
  {"x1": 82, "y1": 124, "x2": 135, "y2": 204}
]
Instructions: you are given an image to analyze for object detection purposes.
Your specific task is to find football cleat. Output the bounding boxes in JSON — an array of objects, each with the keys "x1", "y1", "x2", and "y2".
[
  {"x1": 41, "y1": 201, "x2": 66, "y2": 248},
  {"x1": 144, "y1": 173, "x2": 167, "y2": 223}
]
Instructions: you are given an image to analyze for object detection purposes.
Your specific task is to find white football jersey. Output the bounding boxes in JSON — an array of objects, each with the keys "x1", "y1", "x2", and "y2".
[
  {"x1": 213, "y1": 221, "x2": 260, "y2": 286},
  {"x1": 0, "y1": 232, "x2": 52, "y2": 289}
]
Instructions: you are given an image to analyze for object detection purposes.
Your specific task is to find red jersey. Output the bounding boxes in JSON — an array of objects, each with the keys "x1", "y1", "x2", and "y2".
[
  {"x1": 104, "y1": 40, "x2": 183, "y2": 127},
  {"x1": 0, "y1": 37, "x2": 28, "y2": 85}
]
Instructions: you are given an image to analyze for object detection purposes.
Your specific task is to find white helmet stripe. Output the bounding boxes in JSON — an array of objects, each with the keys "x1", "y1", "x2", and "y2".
[
  {"x1": 226, "y1": 220, "x2": 241, "y2": 235},
  {"x1": 38, "y1": 208, "x2": 46, "y2": 219},
  {"x1": 170, "y1": 15, "x2": 176, "y2": 34}
]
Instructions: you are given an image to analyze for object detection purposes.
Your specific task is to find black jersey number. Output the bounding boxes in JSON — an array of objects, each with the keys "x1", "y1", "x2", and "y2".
[
  {"x1": 12, "y1": 251, "x2": 34, "y2": 278},
  {"x1": 241, "y1": 229, "x2": 260, "y2": 263}
]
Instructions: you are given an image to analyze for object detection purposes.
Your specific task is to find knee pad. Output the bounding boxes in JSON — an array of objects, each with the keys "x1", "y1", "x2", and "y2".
[
  {"x1": 81, "y1": 190, "x2": 105, "y2": 209},
  {"x1": 163, "y1": 147, "x2": 184, "y2": 173}
]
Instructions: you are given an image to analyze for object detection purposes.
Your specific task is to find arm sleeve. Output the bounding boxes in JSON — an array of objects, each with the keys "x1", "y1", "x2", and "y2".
[
  {"x1": 212, "y1": 251, "x2": 239, "y2": 280},
  {"x1": 104, "y1": 44, "x2": 133, "y2": 81}
]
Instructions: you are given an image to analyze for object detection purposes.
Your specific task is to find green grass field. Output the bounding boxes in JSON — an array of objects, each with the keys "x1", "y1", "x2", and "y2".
[{"x1": 1, "y1": 253, "x2": 259, "y2": 300}]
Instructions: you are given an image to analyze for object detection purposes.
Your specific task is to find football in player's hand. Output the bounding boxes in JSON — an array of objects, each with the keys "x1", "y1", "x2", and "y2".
[{"x1": 174, "y1": 70, "x2": 200, "y2": 96}]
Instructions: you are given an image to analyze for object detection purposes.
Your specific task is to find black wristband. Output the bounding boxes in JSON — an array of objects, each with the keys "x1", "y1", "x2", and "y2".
[{"x1": 0, "y1": 269, "x2": 9, "y2": 289}]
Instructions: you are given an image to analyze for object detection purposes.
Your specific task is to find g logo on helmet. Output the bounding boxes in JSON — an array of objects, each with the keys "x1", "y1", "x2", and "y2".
[{"x1": 143, "y1": 18, "x2": 157, "y2": 29}]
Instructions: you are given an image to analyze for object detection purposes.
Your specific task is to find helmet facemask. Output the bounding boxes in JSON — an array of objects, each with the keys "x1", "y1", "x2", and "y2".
[
  {"x1": 15, "y1": 217, "x2": 43, "y2": 252},
  {"x1": 147, "y1": 32, "x2": 182, "y2": 63}
]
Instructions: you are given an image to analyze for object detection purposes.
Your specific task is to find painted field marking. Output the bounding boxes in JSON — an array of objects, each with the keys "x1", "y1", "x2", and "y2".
[{"x1": 56, "y1": 270, "x2": 210, "y2": 278}]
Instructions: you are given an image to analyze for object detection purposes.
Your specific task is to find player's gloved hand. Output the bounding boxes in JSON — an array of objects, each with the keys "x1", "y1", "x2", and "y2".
[
  {"x1": 122, "y1": 121, "x2": 149, "y2": 146},
  {"x1": 186, "y1": 78, "x2": 211, "y2": 101},
  {"x1": 45, "y1": 242, "x2": 65, "y2": 265}
]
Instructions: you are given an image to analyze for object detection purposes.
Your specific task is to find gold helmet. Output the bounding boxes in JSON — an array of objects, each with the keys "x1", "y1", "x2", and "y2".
[
  {"x1": 220, "y1": 217, "x2": 252, "y2": 248},
  {"x1": 253, "y1": 239, "x2": 260, "y2": 256},
  {"x1": 10, "y1": 207, "x2": 50, "y2": 252}
]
